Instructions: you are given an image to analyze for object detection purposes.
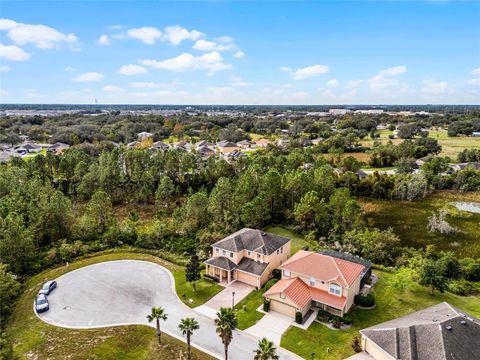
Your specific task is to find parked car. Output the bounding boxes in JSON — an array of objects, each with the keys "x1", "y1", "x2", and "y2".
[
  {"x1": 35, "y1": 294, "x2": 49, "y2": 313},
  {"x1": 39, "y1": 280, "x2": 57, "y2": 295}
]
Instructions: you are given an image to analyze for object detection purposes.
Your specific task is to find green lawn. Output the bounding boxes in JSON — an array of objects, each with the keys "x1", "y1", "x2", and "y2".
[
  {"x1": 281, "y1": 270, "x2": 480, "y2": 360},
  {"x1": 361, "y1": 190, "x2": 480, "y2": 258},
  {"x1": 6, "y1": 252, "x2": 219, "y2": 360},
  {"x1": 361, "y1": 128, "x2": 480, "y2": 160},
  {"x1": 234, "y1": 288, "x2": 267, "y2": 330}
]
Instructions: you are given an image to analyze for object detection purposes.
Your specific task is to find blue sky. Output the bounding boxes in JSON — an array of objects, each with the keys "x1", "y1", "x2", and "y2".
[{"x1": 1, "y1": 1, "x2": 479, "y2": 104}]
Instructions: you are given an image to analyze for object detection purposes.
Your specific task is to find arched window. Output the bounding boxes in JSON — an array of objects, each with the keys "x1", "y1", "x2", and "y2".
[{"x1": 329, "y1": 283, "x2": 341, "y2": 296}]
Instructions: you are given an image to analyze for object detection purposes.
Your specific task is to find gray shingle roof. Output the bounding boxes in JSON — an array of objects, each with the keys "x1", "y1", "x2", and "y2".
[
  {"x1": 361, "y1": 302, "x2": 480, "y2": 360},
  {"x1": 205, "y1": 256, "x2": 236, "y2": 271},
  {"x1": 236, "y1": 257, "x2": 269, "y2": 276},
  {"x1": 212, "y1": 228, "x2": 290, "y2": 255}
]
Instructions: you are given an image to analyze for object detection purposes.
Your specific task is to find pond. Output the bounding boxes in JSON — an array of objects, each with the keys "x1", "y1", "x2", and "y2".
[{"x1": 452, "y1": 201, "x2": 480, "y2": 214}]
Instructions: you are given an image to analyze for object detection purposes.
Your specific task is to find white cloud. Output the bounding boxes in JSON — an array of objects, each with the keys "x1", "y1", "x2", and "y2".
[
  {"x1": 0, "y1": 65, "x2": 11, "y2": 72},
  {"x1": 164, "y1": 26, "x2": 203, "y2": 45},
  {"x1": 421, "y1": 79, "x2": 449, "y2": 94},
  {"x1": 230, "y1": 76, "x2": 250, "y2": 87},
  {"x1": 368, "y1": 65, "x2": 408, "y2": 92},
  {"x1": 282, "y1": 64, "x2": 330, "y2": 80},
  {"x1": 102, "y1": 85, "x2": 122, "y2": 92},
  {"x1": 471, "y1": 68, "x2": 480, "y2": 76},
  {"x1": 0, "y1": 43, "x2": 30, "y2": 61},
  {"x1": 73, "y1": 72, "x2": 105, "y2": 82},
  {"x1": 233, "y1": 51, "x2": 245, "y2": 59},
  {"x1": 139, "y1": 51, "x2": 232, "y2": 74},
  {"x1": 327, "y1": 79, "x2": 339, "y2": 87},
  {"x1": 129, "y1": 82, "x2": 163, "y2": 88},
  {"x1": 0, "y1": 18, "x2": 78, "y2": 49},
  {"x1": 127, "y1": 27, "x2": 162, "y2": 45},
  {"x1": 64, "y1": 66, "x2": 74, "y2": 72},
  {"x1": 468, "y1": 78, "x2": 480, "y2": 86},
  {"x1": 118, "y1": 64, "x2": 147, "y2": 75},
  {"x1": 98, "y1": 34, "x2": 110, "y2": 46},
  {"x1": 346, "y1": 80, "x2": 363, "y2": 89},
  {"x1": 193, "y1": 39, "x2": 233, "y2": 52}
]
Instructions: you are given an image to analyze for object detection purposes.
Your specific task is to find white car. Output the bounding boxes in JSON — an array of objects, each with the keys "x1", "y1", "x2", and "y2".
[
  {"x1": 35, "y1": 294, "x2": 49, "y2": 313},
  {"x1": 39, "y1": 280, "x2": 57, "y2": 295}
]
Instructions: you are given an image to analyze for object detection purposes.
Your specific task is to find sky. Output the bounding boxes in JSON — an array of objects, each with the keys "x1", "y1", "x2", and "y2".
[{"x1": 0, "y1": 1, "x2": 479, "y2": 105}]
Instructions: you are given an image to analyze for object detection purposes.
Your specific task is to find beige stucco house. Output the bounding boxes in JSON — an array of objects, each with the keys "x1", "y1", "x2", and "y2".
[
  {"x1": 264, "y1": 250, "x2": 365, "y2": 318},
  {"x1": 204, "y1": 228, "x2": 291, "y2": 288}
]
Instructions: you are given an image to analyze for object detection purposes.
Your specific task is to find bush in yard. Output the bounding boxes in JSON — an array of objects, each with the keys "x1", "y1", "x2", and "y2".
[
  {"x1": 272, "y1": 268, "x2": 281, "y2": 280},
  {"x1": 342, "y1": 313, "x2": 353, "y2": 325},
  {"x1": 354, "y1": 293, "x2": 375, "y2": 307},
  {"x1": 317, "y1": 309, "x2": 332, "y2": 323},
  {"x1": 263, "y1": 299, "x2": 270, "y2": 312},
  {"x1": 352, "y1": 336, "x2": 362, "y2": 353},
  {"x1": 295, "y1": 311, "x2": 303, "y2": 324},
  {"x1": 264, "y1": 278, "x2": 278, "y2": 291}
]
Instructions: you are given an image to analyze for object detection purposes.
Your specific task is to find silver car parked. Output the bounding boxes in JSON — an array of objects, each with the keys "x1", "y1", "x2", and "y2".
[
  {"x1": 35, "y1": 294, "x2": 49, "y2": 313},
  {"x1": 39, "y1": 280, "x2": 57, "y2": 295}
]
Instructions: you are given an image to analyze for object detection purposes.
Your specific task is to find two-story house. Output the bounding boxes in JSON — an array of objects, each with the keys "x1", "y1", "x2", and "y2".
[
  {"x1": 264, "y1": 250, "x2": 365, "y2": 318},
  {"x1": 204, "y1": 228, "x2": 291, "y2": 288}
]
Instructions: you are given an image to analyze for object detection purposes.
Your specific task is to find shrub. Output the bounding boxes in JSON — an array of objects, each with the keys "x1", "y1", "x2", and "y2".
[
  {"x1": 301, "y1": 244, "x2": 310, "y2": 251},
  {"x1": 317, "y1": 309, "x2": 333, "y2": 322},
  {"x1": 264, "y1": 278, "x2": 278, "y2": 291},
  {"x1": 263, "y1": 299, "x2": 270, "y2": 312},
  {"x1": 447, "y1": 279, "x2": 480, "y2": 296},
  {"x1": 354, "y1": 293, "x2": 375, "y2": 307},
  {"x1": 203, "y1": 274, "x2": 219, "y2": 282},
  {"x1": 352, "y1": 336, "x2": 362, "y2": 353},
  {"x1": 272, "y1": 268, "x2": 282, "y2": 280},
  {"x1": 295, "y1": 311, "x2": 303, "y2": 324},
  {"x1": 342, "y1": 313, "x2": 353, "y2": 325}
]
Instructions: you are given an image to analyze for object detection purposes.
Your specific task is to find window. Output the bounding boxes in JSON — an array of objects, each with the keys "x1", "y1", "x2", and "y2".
[
  {"x1": 230, "y1": 252, "x2": 233, "y2": 258},
  {"x1": 329, "y1": 283, "x2": 341, "y2": 296},
  {"x1": 309, "y1": 278, "x2": 316, "y2": 286},
  {"x1": 276, "y1": 249, "x2": 280, "y2": 255},
  {"x1": 281, "y1": 247, "x2": 283, "y2": 254},
  {"x1": 215, "y1": 248, "x2": 219, "y2": 253},
  {"x1": 222, "y1": 250, "x2": 226, "y2": 256},
  {"x1": 283, "y1": 270, "x2": 291, "y2": 277},
  {"x1": 247, "y1": 251, "x2": 251, "y2": 256},
  {"x1": 280, "y1": 292, "x2": 286, "y2": 299}
]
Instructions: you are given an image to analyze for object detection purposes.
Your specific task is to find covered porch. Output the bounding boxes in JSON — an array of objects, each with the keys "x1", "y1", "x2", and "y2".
[{"x1": 204, "y1": 256, "x2": 237, "y2": 284}]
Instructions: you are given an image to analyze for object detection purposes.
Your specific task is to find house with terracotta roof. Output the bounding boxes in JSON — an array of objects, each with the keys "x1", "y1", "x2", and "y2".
[
  {"x1": 256, "y1": 138, "x2": 271, "y2": 148},
  {"x1": 264, "y1": 250, "x2": 365, "y2": 318},
  {"x1": 204, "y1": 228, "x2": 291, "y2": 288}
]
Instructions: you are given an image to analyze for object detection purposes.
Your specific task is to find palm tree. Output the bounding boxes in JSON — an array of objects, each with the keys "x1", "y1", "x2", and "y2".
[
  {"x1": 178, "y1": 317, "x2": 200, "y2": 359},
  {"x1": 147, "y1": 307, "x2": 168, "y2": 344},
  {"x1": 214, "y1": 307, "x2": 237, "y2": 360},
  {"x1": 254, "y1": 338, "x2": 279, "y2": 360}
]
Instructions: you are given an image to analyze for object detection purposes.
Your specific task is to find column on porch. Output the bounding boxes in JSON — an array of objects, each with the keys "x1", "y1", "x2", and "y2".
[{"x1": 227, "y1": 270, "x2": 231, "y2": 283}]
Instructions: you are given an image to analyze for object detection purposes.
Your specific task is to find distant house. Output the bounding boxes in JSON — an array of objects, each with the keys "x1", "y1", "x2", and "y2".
[
  {"x1": 311, "y1": 138, "x2": 324, "y2": 145},
  {"x1": 204, "y1": 228, "x2": 291, "y2": 288},
  {"x1": 224, "y1": 150, "x2": 247, "y2": 162},
  {"x1": 151, "y1": 141, "x2": 170, "y2": 151},
  {"x1": 360, "y1": 302, "x2": 480, "y2": 360},
  {"x1": 472, "y1": 131, "x2": 480, "y2": 137},
  {"x1": 127, "y1": 141, "x2": 139, "y2": 149},
  {"x1": 237, "y1": 140, "x2": 254, "y2": 149},
  {"x1": 195, "y1": 140, "x2": 212, "y2": 149},
  {"x1": 197, "y1": 145, "x2": 216, "y2": 158},
  {"x1": 356, "y1": 169, "x2": 369, "y2": 179},
  {"x1": 264, "y1": 250, "x2": 365, "y2": 318},
  {"x1": 137, "y1": 132, "x2": 153, "y2": 140},
  {"x1": 173, "y1": 141, "x2": 192, "y2": 152},
  {"x1": 256, "y1": 138, "x2": 271, "y2": 148},
  {"x1": 450, "y1": 162, "x2": 480, "y2": 172},
  {"x1": 276, "y1": 138, "x2": 290, "y2": 147},
  {"x1": 47, "y1": 143, "x2": 70, "y2": 154},
  {"x1": 415, "y1": 156, "x2": 431, "y2": 167},
  {"x1": 0, "y1": 150, "x2": 20, "y2": 162},
  {"x1": 19, "y1": 134, "x2": 30, "y2": 142},
  {"x1": 22, "y1": 143, "x2": 43, "y2": 153},
  {"x1": 217, "y1": 140, "x2": 239, "y2": 154}
]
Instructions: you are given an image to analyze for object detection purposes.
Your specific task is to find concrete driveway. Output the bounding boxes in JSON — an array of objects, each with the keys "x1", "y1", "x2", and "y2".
[
  {"x1": 245, "y1": 311, "x2": 293, "y2": 345},
  {"x1": 37, "y1": 260, "x2": 299, "y2": 360}
]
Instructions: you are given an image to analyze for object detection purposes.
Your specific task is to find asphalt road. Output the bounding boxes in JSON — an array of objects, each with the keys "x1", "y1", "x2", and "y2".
[{"x1": 38, "y1": 260, "x2": 300, "y2": 360}]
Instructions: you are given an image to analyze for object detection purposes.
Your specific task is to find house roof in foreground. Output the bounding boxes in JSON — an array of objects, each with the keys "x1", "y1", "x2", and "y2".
[
  {"x1": 264, "y1": 277, "x2": 347, "y2": 310},
  {"x1": 205, "y1": 256, "x2": 236, "y2": 271},
  {"x1": 280, "y1": 250, "x2": 364, "y2": 287},
  {"x1": 212, "y1": 228, "x2": 290, "y2": 256},
  {"x1": 236, "y1": 257, "x2": 268, "y2": 276},
  {"x1": 360, "y1": 302, "x2": 480, "y2": 360}
]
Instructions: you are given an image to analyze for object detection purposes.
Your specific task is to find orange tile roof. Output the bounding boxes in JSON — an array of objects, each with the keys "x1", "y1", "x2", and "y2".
[
  {"x1": 264, "y1": 277, "x2": 347, "y2": 310},
  {"x1": 280, "y1": 250, "x2": 364, "y2": 287}
]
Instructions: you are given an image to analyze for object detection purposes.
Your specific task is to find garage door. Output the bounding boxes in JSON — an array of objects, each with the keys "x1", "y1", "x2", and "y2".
[
  {"x1": 270, "y1": 299, "x2": 296, "y2": 318},
  {"x1": 236, "y1": 271, "x2": 258, "y2": 287}
]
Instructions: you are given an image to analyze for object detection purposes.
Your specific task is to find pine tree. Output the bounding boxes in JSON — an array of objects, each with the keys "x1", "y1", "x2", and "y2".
[{"x1": 185, "y1": 254, "x2": 202, "y2": 292}]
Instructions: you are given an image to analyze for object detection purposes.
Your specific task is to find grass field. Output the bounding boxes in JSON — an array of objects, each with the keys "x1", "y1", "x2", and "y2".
[
  {"x1": 361, "y1": 190, "x2": 480, "y2": 258},
  {"x1": 361, "y1": 128, "x2": 480, "y2": 160},
  {"x1": 281, "y1": 269, "x2": 480, "y2": 360},
  {"x1": 6, "y1": 252, "x2": 219, "y2": 360}
]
